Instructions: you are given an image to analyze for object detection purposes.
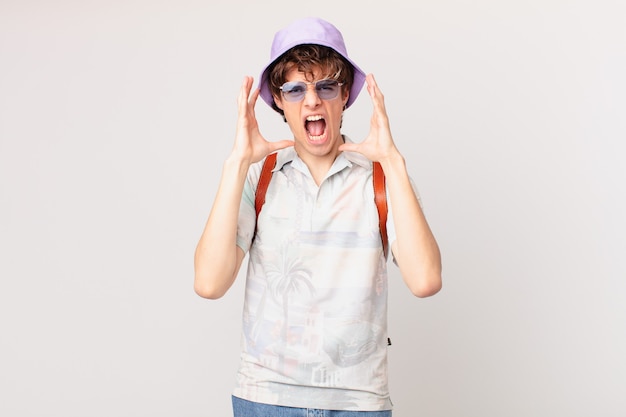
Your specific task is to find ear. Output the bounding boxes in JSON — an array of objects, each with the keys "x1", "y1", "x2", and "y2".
[
  {"x1": 273, "y1": 95, "x2": 284, "y2": 110},
  {"x1": 342, "y1": 89, "x2": 350, "y2": 107}
]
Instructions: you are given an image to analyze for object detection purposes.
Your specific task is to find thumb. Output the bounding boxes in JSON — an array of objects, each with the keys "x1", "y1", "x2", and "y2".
[
  {"x1": 268, "y1": 140, "x2": 295, "y2": 153},
  {"x1": 338, "y1": 142, "x2": 360, "y2": 153}
]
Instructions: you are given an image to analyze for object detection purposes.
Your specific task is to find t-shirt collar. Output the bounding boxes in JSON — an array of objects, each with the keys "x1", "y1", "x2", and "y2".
[{"x1": 272, "y1": 135, "x2": 372, "y2": 173}]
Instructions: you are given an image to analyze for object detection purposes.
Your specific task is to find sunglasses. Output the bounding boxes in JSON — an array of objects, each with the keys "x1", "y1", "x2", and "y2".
[{"x1": 279, "y1": 79, "x2": 344, "y2": 102}]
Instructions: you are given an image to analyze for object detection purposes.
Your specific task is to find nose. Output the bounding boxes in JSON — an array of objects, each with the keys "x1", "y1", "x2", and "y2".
[{"x1": 303, "y1": 84, "x2": 322, "y2": 106}]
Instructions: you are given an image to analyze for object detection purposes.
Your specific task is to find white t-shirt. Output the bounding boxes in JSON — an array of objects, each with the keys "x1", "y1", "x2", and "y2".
[{"x1": 233, "y1": 143, "x2": 397, "y2": 411}]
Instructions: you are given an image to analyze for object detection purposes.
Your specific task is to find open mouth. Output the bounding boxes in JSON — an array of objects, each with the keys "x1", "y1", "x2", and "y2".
[{"x1": 305, "y1": 115, "x2": 327, "y2": 141}]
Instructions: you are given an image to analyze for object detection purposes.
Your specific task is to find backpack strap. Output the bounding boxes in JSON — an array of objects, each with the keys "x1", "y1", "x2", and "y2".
[
  {"x1": 255, "y1": 152, "x2": 278, "y2": 218},
  {"x1": 254, "y1": 153, "x2": 389, "y2": 259},
  {"x1": 372, "y1": 161, "x2": 389, "y2": 259}
]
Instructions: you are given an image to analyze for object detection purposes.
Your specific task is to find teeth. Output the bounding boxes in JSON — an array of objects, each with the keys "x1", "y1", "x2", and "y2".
[{"x1": 305, "y1": 115, "x2": 325, "y2": 141}]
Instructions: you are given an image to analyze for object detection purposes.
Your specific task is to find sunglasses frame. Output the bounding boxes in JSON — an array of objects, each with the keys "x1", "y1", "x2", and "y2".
[{"x1": 279, "y1": 79, "x2": 345, "y2": 102}]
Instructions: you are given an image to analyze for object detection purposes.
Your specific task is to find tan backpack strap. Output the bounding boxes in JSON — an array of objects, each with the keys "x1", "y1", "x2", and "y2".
[
  {"x1": 255, "y1": 152, "x2": 278, "y2": 219},
  {"x1": 373, "y1": 161, "x2": 389, "y2": 259}
]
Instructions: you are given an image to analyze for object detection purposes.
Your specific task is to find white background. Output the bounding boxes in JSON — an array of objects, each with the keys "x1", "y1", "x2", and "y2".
[{"x1": 1, "y1": 1, "x2": 624, "y2": 416}]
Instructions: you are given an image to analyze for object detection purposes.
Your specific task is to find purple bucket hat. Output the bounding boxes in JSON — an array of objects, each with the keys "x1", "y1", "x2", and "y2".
[{"x1": 258, "y1": 17, "x2": 366, "y2": 110}]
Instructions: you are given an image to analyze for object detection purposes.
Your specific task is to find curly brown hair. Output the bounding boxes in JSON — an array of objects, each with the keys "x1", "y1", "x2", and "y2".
[{"x1": 266, "y1": 44, "x2": 355, "y2": 116}]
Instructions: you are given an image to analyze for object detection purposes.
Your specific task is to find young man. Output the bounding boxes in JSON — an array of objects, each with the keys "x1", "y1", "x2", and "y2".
[{"x1": 194, "y1": 17, "x2": 442, "y2": 416}]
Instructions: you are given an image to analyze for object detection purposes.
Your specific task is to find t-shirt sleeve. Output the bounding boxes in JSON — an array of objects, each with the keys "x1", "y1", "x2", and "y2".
[{"x1": 235, "y1": 161, "x2": 263, "y2": 254}]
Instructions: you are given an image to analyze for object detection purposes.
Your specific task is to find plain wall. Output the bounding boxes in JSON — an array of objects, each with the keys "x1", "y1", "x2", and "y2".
[{"x1": 1, "y1": 1, "x2": 624, "y2": 416}]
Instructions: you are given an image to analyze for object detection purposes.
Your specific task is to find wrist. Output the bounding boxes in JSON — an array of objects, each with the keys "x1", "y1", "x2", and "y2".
[
  {"x1": 224, "y1": 153, "x2": 252, "y2": 176},
  {"x1": 378, "y1": 149, "x2": 405, "y2": 173}
]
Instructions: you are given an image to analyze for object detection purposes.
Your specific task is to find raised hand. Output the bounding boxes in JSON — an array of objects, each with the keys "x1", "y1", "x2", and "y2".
[
  {"x1": 338, "y1": 74, "x2": 399, "y2": 163},
  {"x1": 232, "y1": 76, "x2": 293, "y2": 164}
]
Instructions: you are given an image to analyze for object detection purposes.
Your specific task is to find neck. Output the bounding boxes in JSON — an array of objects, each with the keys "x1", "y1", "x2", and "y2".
[{"x1": 295, "y1": 145, "x2": 341, "y2": 186}]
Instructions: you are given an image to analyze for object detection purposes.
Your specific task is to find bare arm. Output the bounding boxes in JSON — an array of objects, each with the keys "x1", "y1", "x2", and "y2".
[
  {"x1": 194, "y1": 77, "x2": 293, "y2": 299},
  {"x1": 193, "y1": 156, "x2": 250, "y2": 299},
  {"x1": 381, "y1": 153, "x2": 442, "y2": 297},
  {"x1": 339, "y1": 74, "x2": 442, "y2": 297}
]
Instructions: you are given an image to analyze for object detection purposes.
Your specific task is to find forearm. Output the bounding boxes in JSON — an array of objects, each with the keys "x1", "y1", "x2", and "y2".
[
  {"x1": 194, "y1": 155, "x2": 250, "y2": 299},
  {"x1": 379, "y1": 151, "x2": 442, "y2": 297}
]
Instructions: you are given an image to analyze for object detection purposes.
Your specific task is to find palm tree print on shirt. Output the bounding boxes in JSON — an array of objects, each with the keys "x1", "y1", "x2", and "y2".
[{"x1": 265, "y1": 246, "x2": 315, "y2": 369}]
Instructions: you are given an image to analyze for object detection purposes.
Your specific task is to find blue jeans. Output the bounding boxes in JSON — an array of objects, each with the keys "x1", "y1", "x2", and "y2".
[{"x1": 232, "y1": 396, "x2": 392, "y2": 417}]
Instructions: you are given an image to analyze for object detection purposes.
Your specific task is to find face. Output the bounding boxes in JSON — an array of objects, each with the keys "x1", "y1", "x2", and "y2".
[{"x1": 274, "y1": 67, "x2": 349, "y2": 164}]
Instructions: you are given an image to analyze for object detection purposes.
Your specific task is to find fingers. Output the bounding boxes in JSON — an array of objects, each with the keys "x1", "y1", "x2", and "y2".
[
  {"x1": 366, "y1": 74, "x2": 392, "y2": 134},
  {"x1": 366, "y1": 73, "x2": 379, "y2": 99},
  {"x1": 237, "y1": 77, "x2": 250, "y2": 117},
  {"x1": 366, "y1": 73, "x2": 386, "y2": 112},
  {"x1": 248, "y1": 84, "x2": 260, "y2": 107},
  {"x1": 238, "y1": 76, "x2": 251, "y2": 102},
  {"x1": 238, "y1": 76, "x2": 261, "y2": 108},
  {"x1": 366, "y1": 73, "x2": 377, "y2": 96}
]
